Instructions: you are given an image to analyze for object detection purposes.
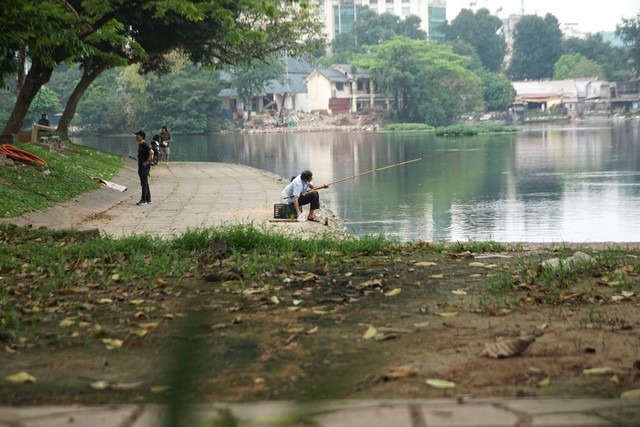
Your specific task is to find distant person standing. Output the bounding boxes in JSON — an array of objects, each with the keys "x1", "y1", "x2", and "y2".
[
  {"x1": 159, "y1": 125, "x2": 173, "y2": 165},
  {"x1": 37, "y1": 113, "x2": 50, "y2": 126},
  {"x1": 135, "y1": 130, "x2": 153, "y2": 206}
]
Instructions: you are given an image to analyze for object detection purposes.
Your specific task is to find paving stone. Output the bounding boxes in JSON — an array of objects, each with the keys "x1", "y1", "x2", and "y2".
[
  {"x1": 420, "y1": 402, "x2": 519, "y2": 426},
  {"x1": 311, "y1": 405, "x2": 413, "y2": 427},
  {"x1": 531, "y1": 413, "x2": 614, "y2": 426},
  {"x1": 0, "y1": 405, "x2": 140, "y2": 427}
]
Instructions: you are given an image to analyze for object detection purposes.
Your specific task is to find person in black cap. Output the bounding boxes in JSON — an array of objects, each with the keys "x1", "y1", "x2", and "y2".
[
  {"x1": 135, "y1": 130, "x2": 153, "y2": 206},
  {"x1": 281, "y1": 170, "x2": 329, "y2": 222}
]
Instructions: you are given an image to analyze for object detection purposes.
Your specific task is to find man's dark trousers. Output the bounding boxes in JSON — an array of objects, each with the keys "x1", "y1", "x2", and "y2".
[{"x1": 139, "y1": 165, "x2": 151, "y2": 203}]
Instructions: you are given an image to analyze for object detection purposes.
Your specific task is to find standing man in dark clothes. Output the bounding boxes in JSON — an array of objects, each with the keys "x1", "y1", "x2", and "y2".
[{"x1": 135, "y1": 130, "x2": 153, "y2": 206}]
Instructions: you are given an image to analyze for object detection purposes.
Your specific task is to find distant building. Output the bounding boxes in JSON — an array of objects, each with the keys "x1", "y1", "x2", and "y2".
[
  {"x1": 314, "y1": 0, "x2": 446, "y2": 43},
  {"x1": 305, "y1": 64, "x2": 388, "y2": 114},
  {"x1": 510, "y1": 78, "x2": 629, "y2": 119},
  {"x1": 218, "y1": 56, "x2": 314, "y2": 119}
]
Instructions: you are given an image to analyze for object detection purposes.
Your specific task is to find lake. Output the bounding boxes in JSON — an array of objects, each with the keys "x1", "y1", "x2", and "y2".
[{"x1": 72, "y1": 119, "x2": 640, "y2": 243}]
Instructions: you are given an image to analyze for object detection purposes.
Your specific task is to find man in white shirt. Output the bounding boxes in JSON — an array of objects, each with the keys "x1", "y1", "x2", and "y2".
[{"x1": 281, "y1": 170, "x2": 329, "y2": 222}]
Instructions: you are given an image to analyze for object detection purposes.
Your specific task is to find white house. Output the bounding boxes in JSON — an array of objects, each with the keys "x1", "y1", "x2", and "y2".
[{"x1": 305, "y1": 64, "x2": 387, "y2": 115}]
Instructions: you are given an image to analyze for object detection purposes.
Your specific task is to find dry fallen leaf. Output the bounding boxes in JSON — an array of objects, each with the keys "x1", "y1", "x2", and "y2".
[
  {"x1": 384, "y1": 288, "x2": 401, "y2": 297},
  {"x1": 102, "y1": 338, "x2": 123, "y2": 351},
  {"x1": 583, "y1": 367, "x2": 613, "y2": 376},
  {"x1": 356, "y1": 278, "x2": 383, "y2": 289},
  {"x1": 90, "y1": 380, "x2": 109, "y2": 390},
  {"x1": 362, "y1": 325, "x2": 378, "y2": 340},
  {"x1": 429, "y1": 273, "x2": 444, "y2": 279},
  {"x1": 620, "y1": 388, "x2": 640, "y2": 399},
  {"x1": 425, "y1": 378, "x2": 455, "y2": 389},
  {"x1": 414, "y1": 261, "x2": 437, "y2": 267},
  {"x1": 480, "y1": 335, "x2": 536, "y2": 359},
  {"x1": 5, "y1": 371, "x2": 36, "y2": 383},
  {"x1": 437, "y1": 311, "x2": 459, "y2": 317},
  {"x1": 111, "y1": 381, "x2": 144, "y2": 390},
  {"x1": 384, "y1": 365, "x2": 417, "y2": 380},
  {"x1": 59, "y1": 318, "x2": 76, "y2": 328},
  {"x1": 537, "y1": 376, "x2": 551, "y2": 387}
]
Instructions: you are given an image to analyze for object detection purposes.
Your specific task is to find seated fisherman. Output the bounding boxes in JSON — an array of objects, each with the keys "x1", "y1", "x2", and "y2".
[{"x1": 281, "y1": 170, "x2": 329, "y2": 222}]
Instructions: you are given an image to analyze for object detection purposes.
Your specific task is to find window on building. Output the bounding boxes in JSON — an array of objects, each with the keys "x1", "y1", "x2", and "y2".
[
  {"x1": 369, "y1": 0, "x2": 378, "y2": 4},
  {"x1": 334, "y1": 3, "x2": 355, "y2": 34},
  {"x1": 336, "y1": 82, "x2": 344, "y2": 91},
  {"x1": 357, "y1": 80, "x2": 371, "y2": 94},
  {"x1": 428, "y1": 6, "x2": 446, "y2": 41},
  {"x1": 402, "y1": 7, "x2": 410, "y2": 16},
  {"x1": 385, "y1": 0, "x2": 393, "y2": 3}
]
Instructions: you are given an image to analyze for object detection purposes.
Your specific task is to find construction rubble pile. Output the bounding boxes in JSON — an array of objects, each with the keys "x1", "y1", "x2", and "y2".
[{"x1": 240, "y1": 112, "x2": 381, "y2": 134}]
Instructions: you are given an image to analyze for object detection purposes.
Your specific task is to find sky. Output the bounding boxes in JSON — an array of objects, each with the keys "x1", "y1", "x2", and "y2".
[{"x1": 446, "y1": 0, "x2": 640, "y2": 34}]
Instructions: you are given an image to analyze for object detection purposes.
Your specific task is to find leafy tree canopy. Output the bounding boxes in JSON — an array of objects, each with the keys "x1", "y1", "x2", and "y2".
[
  {"x1": 228, "y1": 58, "x2": 286, "y2": 119},
  {"x1": 562, "y1": 34, "x2": 632, "y2": 81},
  {"x1": 616, "y1": 13, "x2": 640, "y2": 77},
  {"x1": 357, "y1": 37, "x2": 482, "y2": 126},
  {"x1": 2, "y1": 0, "x2": 326, "y2": 133},
  {"x1": 444, "y1": 8, "x2": 506, "y2": 72},
  {"x1": 553, "y1": 53, "x2": 605, "y2": 80},
  {"x1": 509, "y1": 14, "x2": 563, "y2": 80},
  {"x1": 477, "y1": 70, "x2": 514, "y2": 111},
  {"x1": 329, "y1": 6, "x2": 425, "y2": 58}
]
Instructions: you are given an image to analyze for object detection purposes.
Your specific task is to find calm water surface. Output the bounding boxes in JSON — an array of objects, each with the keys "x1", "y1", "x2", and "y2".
[{"x1": 73, "y1": 120, "x2": 640, "y2": 243}]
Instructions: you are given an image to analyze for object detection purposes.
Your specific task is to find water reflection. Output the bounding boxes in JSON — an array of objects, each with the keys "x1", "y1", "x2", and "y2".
[{"x1": 73, "y1": 120, "x2": 640, "y2": 242}]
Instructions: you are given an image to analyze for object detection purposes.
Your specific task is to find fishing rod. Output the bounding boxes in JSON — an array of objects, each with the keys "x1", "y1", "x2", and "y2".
[{"x1": 326, "y1": 157, "x2": 423, "y2": 186}]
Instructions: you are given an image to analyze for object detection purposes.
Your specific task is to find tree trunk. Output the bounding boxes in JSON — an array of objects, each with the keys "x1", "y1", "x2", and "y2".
[
  {"x1": 3, "y1": 58, "x2": 54, "y2": 134},
  {"x1": 16, "y1": 46, "x2": 26, "y2": 98},
  {"x1": 57, "y1": 60, "x2": 113, "y2": 136}
]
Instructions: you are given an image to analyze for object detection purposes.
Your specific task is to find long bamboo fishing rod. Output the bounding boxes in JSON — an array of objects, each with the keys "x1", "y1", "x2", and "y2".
[{"x1": 326, "y1": 157, "x2": 423, "y2": 186}]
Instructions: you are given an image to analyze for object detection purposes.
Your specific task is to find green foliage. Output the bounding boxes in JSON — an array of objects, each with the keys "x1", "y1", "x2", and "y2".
[
  {"x1": 382, "y1": 123, "x2": 434, "y2": 131},
  {"x1": 47, "y1": 63, "x2": 83, "y2": 107},
  {"x1": 478, "y1": 70, "x2": 514, "y2": 111},
  {"x1": 616, "y1": 13, "x2": 640, "y2": 76},
  {"x1": 357, "y1": 37, "x2": 482, "y2": 126},
  {"x1": 444, "y1": 8, "x2": 506, "y2": 72},
  {"x1": 509, "y1": 14, "x2": 563, "y2": 80},
  {"x1": 73, "y1": 69, "x2": 128, "y2": 133},
  {"x1": 331, "y1": 5, "x2": 425, "y2": 58},
  {"x1": 435, "y1": 124, "x2": 519, "y2": 137},
  {"x1": 143, "y1": 64, "x2": 222, "y2": 133},
  {"x1": 0, "y1": 141, "x2": 122, "y2": 218},
  {"x1": 0, "y1": 88, "x2": 15, "y2": 126},
  {"x1": 3, "y1": 0, "x2": 326, "y2": 134},
  {"x1": 229, "y1": 58, "x2": 285, "y2": 117},
  {"x1": 562, "y1": 34, "x2": 632, "y2": 81},
  {"x1": 554, "y1": 53, "x2": 605, "y2": 79},
  {"x1": 27, "y1": 86, "x2": 61, "y2": 119}
]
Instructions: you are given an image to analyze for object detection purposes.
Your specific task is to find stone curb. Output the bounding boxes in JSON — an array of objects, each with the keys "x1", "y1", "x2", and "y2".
[{"x1": 1, "y1": 398, "x2": 639, "y2": 427}]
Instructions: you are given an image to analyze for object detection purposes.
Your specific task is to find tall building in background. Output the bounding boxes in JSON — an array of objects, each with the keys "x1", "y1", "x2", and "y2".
[{"x1": 316, "y1": 0, "x2": 446, "y2": 43}]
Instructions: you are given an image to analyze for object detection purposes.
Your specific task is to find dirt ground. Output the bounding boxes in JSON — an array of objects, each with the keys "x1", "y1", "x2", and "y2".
[{"x1": 2, "y1": 237, "x2": 640, "y2": 405}]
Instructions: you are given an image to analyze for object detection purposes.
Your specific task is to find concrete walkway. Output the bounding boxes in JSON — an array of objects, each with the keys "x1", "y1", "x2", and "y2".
[
  {"x1": 2, "y1": 398, "x2": 639, "y2": 426},
  {"x1": 3, "y1": 161, "x2": 640, "y2": 426},
  {"x1": 3, "y1": 160, "x2": 342, "y2": 238}
]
